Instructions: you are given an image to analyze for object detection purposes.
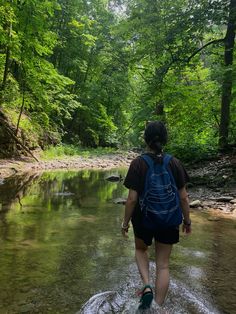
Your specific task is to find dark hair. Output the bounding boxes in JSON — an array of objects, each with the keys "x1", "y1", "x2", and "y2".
[{"x1": 144, "y1": 121, "x2": 168, "y2": 154}]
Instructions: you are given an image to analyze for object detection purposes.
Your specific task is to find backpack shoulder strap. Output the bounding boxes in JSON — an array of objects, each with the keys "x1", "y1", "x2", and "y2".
[
  {"x1": 163, "y1": 154, "x2": 178, "y2": 187},
  {"x1": 142, "y1": 153, "x2": 172, "y2": 167},
  {"x1": 163, "y1": 154, "x2": 172, "y2": 167},
  {"x1": 140, "y1": 154, "x2": 154, "y2": 170}
]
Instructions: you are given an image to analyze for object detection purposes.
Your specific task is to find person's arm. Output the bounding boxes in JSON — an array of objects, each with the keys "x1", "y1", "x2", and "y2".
[
  {"x1": 178, "y1": 186, "x2": 191, "y2": 234},
  {"x1": 121, "y1": 189, "x2": 138, "y2": 236}
]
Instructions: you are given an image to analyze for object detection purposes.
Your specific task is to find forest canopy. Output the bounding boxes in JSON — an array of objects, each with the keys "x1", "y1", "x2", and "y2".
[{"x1": 0, "y1": 0, "x2": 235, "y2": 160}]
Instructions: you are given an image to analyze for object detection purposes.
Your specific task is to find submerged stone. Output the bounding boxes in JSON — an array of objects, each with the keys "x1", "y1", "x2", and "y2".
[
  {"x1": 208, "y1": 217, "x2": 220, "y2": 221},
  {"x1": 190, "y1": 200, "x2": 201, "y2": 207},
  {"x1": 105, "y1": 174, "x2": 122, "y2": 182},
  {"x1": 78, "y1": 291, "x2": 123, "y2": 314},
  {"x1": 113, "y1": 198, "x2": 127, "y2": 205},
  {"x1": 216, "y1": 196, "x2": 234, "y2": 202},
  {"x1": 54, "y1": 192, "x2": 75, "y2": 196}
]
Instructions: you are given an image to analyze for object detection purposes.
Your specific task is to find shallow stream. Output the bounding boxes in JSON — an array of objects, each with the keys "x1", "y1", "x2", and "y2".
[{"x1": 0, "y1": 169, "x2": 235, "y2": 313}]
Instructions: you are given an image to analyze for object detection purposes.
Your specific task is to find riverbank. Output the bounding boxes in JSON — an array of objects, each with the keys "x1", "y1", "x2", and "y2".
[
  {"x1": 0, "y1": 151, "x2": 235, "y2": 218},
  {"x1": 0, "y1": 151, "x2": 138, "y2": 180}
]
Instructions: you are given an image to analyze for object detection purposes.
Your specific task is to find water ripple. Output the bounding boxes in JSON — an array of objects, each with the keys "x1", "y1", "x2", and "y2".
[{"x1": 78, "y1": 263, "x2": 220, "y2": 314}]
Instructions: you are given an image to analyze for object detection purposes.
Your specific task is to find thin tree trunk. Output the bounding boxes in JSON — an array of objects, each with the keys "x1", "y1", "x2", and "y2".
[
  {"x1": 1, "y1": 47, "x2": 11, "y2": 91},
  {"x1": 16, "y1": 87, "x2": 25, "y2": 136},
  {"x1": 16, "y1": 59, "x2": 26, "y2": 136},
  {"x1": 1, "y1": 0, "x2": 14, "y2": 93},
  {"x1": 1, "y1": 16, "x2": 12, "y2": 93},
  {"x1": 219, "y1": 0, "x2": 236, "y2": 149}
]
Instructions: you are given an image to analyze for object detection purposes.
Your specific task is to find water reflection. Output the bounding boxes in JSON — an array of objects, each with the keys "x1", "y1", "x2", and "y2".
[{"x1": 0, "y1": 170, "x2": 235, "y2": 313}]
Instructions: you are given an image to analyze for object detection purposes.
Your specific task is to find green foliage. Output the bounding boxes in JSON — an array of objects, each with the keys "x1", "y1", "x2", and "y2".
[
  {"x1": 41, "y1": 144, "x2": 117, "y2": 159},
  {"x1": 0, "y1": 0, "x2": 235, "y2": 160}
]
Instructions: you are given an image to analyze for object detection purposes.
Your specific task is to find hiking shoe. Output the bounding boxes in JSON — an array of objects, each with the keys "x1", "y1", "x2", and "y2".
[{"x1": 138, "y1": 284, "x2": 153, "y2": 310}]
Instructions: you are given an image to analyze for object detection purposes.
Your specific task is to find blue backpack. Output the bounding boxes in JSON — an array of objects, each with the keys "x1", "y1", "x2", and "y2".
[{"x1": 139, "y1": 154, "x2": 182, "y2": 230}]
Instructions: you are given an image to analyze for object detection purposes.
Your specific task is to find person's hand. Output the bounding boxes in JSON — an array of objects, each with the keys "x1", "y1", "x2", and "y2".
[
  {"x1": 121, "y1": 221, "x2": 130, "y2": 237},
  {"x1": 182, "y1": 220, "x2": 191, "y2": 234}
]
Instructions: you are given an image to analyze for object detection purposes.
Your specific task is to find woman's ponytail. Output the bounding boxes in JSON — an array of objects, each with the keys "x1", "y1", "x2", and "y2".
[{"x1": 144, "y1": 121, "x2": 167, "y2": 154}]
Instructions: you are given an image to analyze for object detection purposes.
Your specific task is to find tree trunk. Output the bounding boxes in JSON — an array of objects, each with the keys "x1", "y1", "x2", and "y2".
[
  {"x1": 219, "y1": 0, "x2": 236, "y2": 149},
  {"x1": 1, "y1": 47, "x2": 11, "y2": 91},
  {"x1": 16, "y1": 87, "x2": 25, "y2": 137},
  {"x1": 1, "y1": 14, "x2": 12, "y2": 94}
]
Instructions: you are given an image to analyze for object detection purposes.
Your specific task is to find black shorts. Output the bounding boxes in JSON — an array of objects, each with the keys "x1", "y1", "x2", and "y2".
[{"x1": 133, "y1": 224, "x2": 179, "y2": 246}]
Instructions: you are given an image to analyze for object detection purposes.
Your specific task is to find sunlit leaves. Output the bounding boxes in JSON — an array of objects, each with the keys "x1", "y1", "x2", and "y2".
[{"x1": 0, "y1": 0, "x2": 234, "y2": 156}]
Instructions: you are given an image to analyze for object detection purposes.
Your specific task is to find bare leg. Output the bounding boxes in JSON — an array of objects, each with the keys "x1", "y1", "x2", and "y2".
[
  {"x1": 154, "y1": 242, "x2": 172, "y2": 305},
  {"x1": 135, "y1": 237, "x2": 151, "y2": 293}
]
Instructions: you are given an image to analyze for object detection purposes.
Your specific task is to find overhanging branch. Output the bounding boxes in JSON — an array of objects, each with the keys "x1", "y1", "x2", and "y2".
[
  {"x1": 187, "y1": 38, "x2": 225, "y2": 63},
  {"x1": 157, "y1": 38, "x2": 225, "y2": 83}
]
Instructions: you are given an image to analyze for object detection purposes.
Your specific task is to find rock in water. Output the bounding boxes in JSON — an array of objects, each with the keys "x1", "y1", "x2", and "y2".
[
  {"x1": 105, "y1": 174, "x2": 122, "y2": 182},
  {"x1": 54, "y1": 192, "x2": 75, "y2": 196},
  {"x1": 113, "y1": 198, "x2": 127, "y2": 205},
  {"x1": 78, "y1": 291, "x2": 123, "y2": 314},
  {"x1": 190, "y1": 200, "x2": 201, "y2": 207},
  {"x1": 216, "y1": 196, "x2": 234, "y2": 202},
  {"x1": 208, "y1": 217, "x2": 220, "y2": 221}
]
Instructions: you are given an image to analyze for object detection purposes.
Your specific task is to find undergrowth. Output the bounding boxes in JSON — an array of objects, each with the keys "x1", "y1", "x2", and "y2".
[{"x1": 40, "y1": 144, "x2": 119, "y2": 160}]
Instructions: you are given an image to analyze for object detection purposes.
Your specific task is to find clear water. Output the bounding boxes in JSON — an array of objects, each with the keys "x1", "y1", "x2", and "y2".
[{"x1": 0, "y1": 169, "x2": 235, "y2": 314}]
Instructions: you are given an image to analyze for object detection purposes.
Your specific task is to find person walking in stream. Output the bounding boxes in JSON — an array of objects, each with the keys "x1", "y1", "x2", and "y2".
[{"x1": 121, "y1": 121, "x2": 191, "y2": 311}]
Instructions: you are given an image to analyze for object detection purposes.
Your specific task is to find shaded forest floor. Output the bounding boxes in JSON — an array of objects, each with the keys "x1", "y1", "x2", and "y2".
[{"x1": 0, "y1": 151, "x2": 235, "y2": 218}]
